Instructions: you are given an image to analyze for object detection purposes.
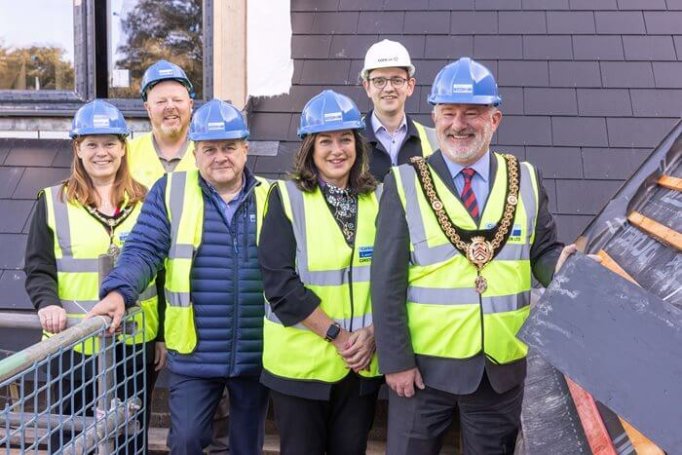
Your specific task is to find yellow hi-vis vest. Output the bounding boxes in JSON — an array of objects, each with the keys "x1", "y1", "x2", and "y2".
[
  {"x1": 43, "y1": 185, "x2": 158, "y2": 355},
  {"x1": 393, "y1": 153, "x2": 540, "y2": 364},
  {"x1": 262, "y1": 181, "x2": 382, "y2": 382},
  {"x1": 128, "y1": 132, "x2": 196, "y2": 189},
  {"x1": 413, "y1": 121, "x2": 438, "y2": 158},
  {"x1": 163, "y1": 170, "x2": 271, "y2": 354}
]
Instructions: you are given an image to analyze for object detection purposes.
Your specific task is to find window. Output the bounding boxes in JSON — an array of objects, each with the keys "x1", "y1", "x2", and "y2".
[{"x1": 0, "y1": 0, "x2": 211, "y2": 114}]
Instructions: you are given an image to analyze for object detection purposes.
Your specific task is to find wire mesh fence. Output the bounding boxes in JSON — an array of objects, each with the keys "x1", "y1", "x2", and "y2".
[{"x1": 0, "y1": 311, "x2": 146, "y2": 454}]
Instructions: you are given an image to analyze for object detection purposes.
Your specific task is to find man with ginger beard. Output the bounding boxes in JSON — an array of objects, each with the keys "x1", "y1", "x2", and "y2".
[{"x1": 371, "y1": 57, "x2": 573, "y2": 454}]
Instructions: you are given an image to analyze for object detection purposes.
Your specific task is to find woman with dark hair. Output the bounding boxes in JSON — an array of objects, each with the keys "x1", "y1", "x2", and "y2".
[
  {"x1": 258, "y1": 90, "x2": 382, "y2": 455},
  {"x1": 24, "y1": 99, "x2": 160, "y2": 452}
]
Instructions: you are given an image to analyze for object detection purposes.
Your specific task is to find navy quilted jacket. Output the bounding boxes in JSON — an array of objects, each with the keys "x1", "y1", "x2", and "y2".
[{"x1": 101, "y1": 169, "x2": 265, "y2": 378}]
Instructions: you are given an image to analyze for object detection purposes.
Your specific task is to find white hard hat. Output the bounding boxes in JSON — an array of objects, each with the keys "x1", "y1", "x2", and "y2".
[{"x1": 361, "y1": 39, "x2": 415, "y2": 80}]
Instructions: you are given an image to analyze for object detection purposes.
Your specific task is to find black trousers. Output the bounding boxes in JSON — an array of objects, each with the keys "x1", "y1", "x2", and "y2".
[
  {"x1": 386, "y1": 373, "x2": 523, "y2": 455},
  {"x1": 47, "y1": 342, "x2": 156, "y2": 454},
  {"x1": 271, "y1": 373, "x2": 378, "y2": 455}
]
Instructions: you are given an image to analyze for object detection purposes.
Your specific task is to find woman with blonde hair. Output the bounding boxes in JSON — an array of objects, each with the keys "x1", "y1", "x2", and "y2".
[{"x1": 24, "y1": 99, "x2": 160, "y2": 452}]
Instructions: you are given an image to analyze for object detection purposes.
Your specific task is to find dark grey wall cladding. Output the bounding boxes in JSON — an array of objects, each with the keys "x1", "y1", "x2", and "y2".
[{"x1": 250, "y1": 0, "x2": 682, "y2": 245}]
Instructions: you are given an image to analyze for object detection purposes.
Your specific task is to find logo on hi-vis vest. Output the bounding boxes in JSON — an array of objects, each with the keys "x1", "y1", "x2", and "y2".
[
  {"x1": 358, "y1": 246, "x2": 373, "y2": 263},
  {"x1": 118, "y1": 232, "x2": 130, "y2": 244},
  {"x1": 250, "y1": 214, "x2": 256, "y2": 223}
]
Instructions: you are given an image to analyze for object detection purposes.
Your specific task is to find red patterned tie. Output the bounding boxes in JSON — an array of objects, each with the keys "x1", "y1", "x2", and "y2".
[{"x1": 460, "y1": 168, "x2": 479, "y2": 219}]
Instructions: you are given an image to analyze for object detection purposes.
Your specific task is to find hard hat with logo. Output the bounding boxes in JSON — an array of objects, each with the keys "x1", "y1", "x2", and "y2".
[
  {"x1": 361, "y1": 39, "x2": 415, "y2": 80},
  {"x1": 140, "y1": 59, "x2": 195, "y2": 101},
  {"x1": 428, "y1": 57, "x2": 501, "y2": 106},
  {"x1": 70, "y1": 100, "x2": 129, "y2": 139},
  {"x1": 189, "y1": 99, "x2": 249, "y2": 142},
  {"x1": 297, "y1": 90, "x2": 364, "y2": 138}
]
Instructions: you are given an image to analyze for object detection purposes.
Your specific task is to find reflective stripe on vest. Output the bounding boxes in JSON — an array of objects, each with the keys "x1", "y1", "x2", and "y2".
[
  {"x1": 163, "y1": 170, "x2": 271, "y2": 353},
  {"x1": 128, "y1": 133, "x2": 196, "y2": 189},
  {"x1": 44, "y1": 185, "x2": 157, "y2": 354},
  {"x1": 393, "y1": 153, "x2": 539, "y2": 364},
  {"x1": 413, "y1": 121, "x2": 438, "y2": 157},
  {"x1": 262, "y1": 181, "x2": 381, "y2": 382}
]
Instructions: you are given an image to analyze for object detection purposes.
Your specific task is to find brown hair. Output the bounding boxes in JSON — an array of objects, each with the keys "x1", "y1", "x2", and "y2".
[
  {"x1": 61, "y1": 136, "x2": 147, "y2": 208},
  {"x1": 290, "y1": 129, "x2": 377, "y2": 194}
]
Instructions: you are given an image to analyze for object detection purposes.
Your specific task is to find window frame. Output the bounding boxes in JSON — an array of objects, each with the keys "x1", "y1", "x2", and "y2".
[{"x1": 0, "y1": 0, "x2": 212, "y2": 117}]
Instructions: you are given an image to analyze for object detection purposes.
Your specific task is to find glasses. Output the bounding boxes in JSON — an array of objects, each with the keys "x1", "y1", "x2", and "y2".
[{"x1": 368, "y1": 76, "x2": 409, "y2": 89}]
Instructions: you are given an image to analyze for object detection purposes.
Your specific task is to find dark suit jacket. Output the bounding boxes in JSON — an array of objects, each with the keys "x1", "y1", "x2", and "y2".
[
  {"x1": 371, "y1": 150, "x2": 563, "y2": 395},
  {"x1": 364, "y1": 110, "x2": 431, "y2": 182}
]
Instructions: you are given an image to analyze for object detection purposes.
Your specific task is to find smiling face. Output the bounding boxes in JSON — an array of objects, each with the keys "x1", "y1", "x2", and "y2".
[
  {"x1": 432, "y1": 104, "x2": 502, "y2": 166},
  {"x1": 312, "y1": 130, "x2": 357, "y2": 188},
  {"x1": 144, "y1": 80, "x2": 193, "y2": 141},
  {"x1": 194, "y1": 139, "x2": 248, "y2": 192},
  {"x1": 75, "y1": 135, "x2": 126, "y2": 185},
  {"x1": 363, "y1": 67, "x2": 415, "y2": 118}
]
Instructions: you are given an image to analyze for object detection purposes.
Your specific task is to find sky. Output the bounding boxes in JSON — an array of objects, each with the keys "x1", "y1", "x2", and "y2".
[{"x1": 0, "y1": 0, "x2": 75, "y2": 63}]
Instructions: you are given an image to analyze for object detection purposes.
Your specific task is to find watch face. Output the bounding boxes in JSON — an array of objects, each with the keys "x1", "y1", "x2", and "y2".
[{"x1": 326, "y1": 323, "x2": 341, "y2": 341}]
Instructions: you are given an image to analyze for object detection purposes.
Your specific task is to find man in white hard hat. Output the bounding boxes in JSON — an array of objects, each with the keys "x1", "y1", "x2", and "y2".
[{"x1": 360, "y1": 39, "x2": 438, "y2": 182}]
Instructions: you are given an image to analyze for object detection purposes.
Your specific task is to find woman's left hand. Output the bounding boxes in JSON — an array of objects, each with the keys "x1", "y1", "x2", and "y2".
[{"x1": 340, "y1": 326, "x2": 375, "y2": 373}]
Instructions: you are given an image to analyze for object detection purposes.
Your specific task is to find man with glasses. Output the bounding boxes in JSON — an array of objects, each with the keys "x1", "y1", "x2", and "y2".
[{"x1": 360, "y1": 39, "x2": 438, "y2": 181}]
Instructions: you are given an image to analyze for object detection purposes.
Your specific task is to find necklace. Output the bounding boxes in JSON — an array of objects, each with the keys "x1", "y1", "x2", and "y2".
[
  {"x1": 84, "y1": 203, "x2": 135, "y2": 260},
  {"x1": 410, "y1": 154, "x2": 521, "y2": 293}
]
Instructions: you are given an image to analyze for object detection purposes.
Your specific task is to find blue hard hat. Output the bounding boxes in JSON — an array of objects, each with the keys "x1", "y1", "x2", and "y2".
[
  {"x1": 189, "y1": 99, "x2": 249, "y2": 142},
  {"x1": 140, "y1": 59, "x2": 195, "y2": 101},
  {"x1": 70, "y1": 100, "x2": 129, "y2": 139},
  {"x1": 298, "y1": 90, "x2": 364, "y2": 138},
  {"x1": 428, "y1": 57, "x2": 501, "y2": 106}
]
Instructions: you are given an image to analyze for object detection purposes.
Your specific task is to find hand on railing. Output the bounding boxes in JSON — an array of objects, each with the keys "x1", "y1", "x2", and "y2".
[
  {"x1": 37, "y1": 305, "x2": 67, "y2": 333},
  {"x1": 86, "y1": 291, "x2": 126, "y2": 334}
]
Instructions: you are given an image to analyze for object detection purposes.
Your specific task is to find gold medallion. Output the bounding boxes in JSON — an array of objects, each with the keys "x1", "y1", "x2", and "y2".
[
  {"x1": 474, "y1": 275, "x2": 488, "y2": 294},
  {"x1": 107, "y1": 243, "x2": 120, "y2": 259},
  {"x1": 467, "y1": 236, "x2": 494, "y2": 268},
  {"x1": 432, "y1": 200, "x2": 443, "y2": 211}
]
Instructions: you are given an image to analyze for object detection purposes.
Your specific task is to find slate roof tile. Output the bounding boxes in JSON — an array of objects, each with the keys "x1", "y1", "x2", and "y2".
[
  {"x1": 474, "y1": 35, "x2": 523, "y2": 60},
  {"x1": 357, "y1": 12, "x2": 405, "y2": 34},
  {"x1": 430, "y1": 0, "x2": 474, "y2": 8},
  {"x1": 523, "y1": 35, "x2": 573, "y2": 60},
  {"x1": 474, "y1": 0, "x2": 522, "y2": 10},
  {"x1": 291, "y1": 12, "x2": 315, "y2": 32},
  {"x1": 522, "y1": 0, "x2": 569, "y2": 8},
  {"x1": 253, "y1": 142, "x2": 298, "y2": 175},
  {"x1": 524, "y1": 88, "x2": 578, "y2": 115},
  {"x1": 292, "y1": 0, "x2": 340, "y2": 12},
  {"x1": 499, "y1": 87, "x2": 524, "y2": 115},
  {"x1": 300, "y1": 60, "x2": 352, "y2": 85},
  {"x1": 601, "y1": 61, "x2": 655, "y2": 88},
  {"x1": 617, "y1": 0, "x2": 666, "y2": 9},
  {"x1": 549, "y1": 61, "x2": 602, "y2": 87},
  {"x1": 292, "y1": 35, "x2": 332, "y2": 59},
  {"x1": 573, "y1": 35, "x2": 624, "y2": 61},
  {"x1": 623, "y1": 36, "x2": 676, "y2": 61},
  {"x1": 577, "y1": 89, "x2": 632, "y2": 116},
  {"x1": 630, "y1": 89, "x2": 682, "y2": 117},
  {"x1": 499, "y1": 11, "x2": 547, "y2": 34},
  {"x1": 249, "y1": 113, "x2": 296, "y2": 142},
  {"x1": 424, "y1": 36, "x2": 474, "y2": 59},
  {"x1": 499, "y1": 60, "x2": 550, "y2": 87},
  {"x1": 541, "y1": 177, "x2": 558, "y2": 213},
  {"x1": 496, "y1": 115, "x2": 552, "y2": 145},
  {"x1": 556, "y1": 179, "x2": 621, "y2": 215},
  {"x1": 653, "y1": 62, "x2": 682, "y2": 88},
  {"x1": 606, "y1": 117, "x2": 678, "y2": 148},
  {"x1": 311, "y1": 12, "x2": 359, "y2": 34},
  {"x1": 569, "y1": 0, "x2": 618, "y2": 9},
  {"x1": 383, "y1": 35, "x2": 426, "y2": 59},
  {"x1": 582, "y1": 148, "x2": 651, "y2": 179},
  {"x1": 554, "y1": 214, "x2": 593, "y2": 242},
  {"x1": 0, "y1": 200, "x2": 34, "y2": 234},
  {"x1": 404, "y1": 11, "x2": 450, "y2": 34},
  {"x1": 5, "y1": 141, "x2": 61, "y2": 167},
  {"x1": 666, "y1": 0, "x2": 682, "y2": 10},
  {"x1": 0, "y1": 167, "x2": 25, "y2": 199},
  {"x1": 546, "y1": 11, "x2": 595, "y2": 34},
  {"x1": 0, "y1": 270, "x2": 32, "y2": 311},
  {"x1": 382, "y1": 0, "x2": 426, "y2": 10},
  {"x1": 552, "y1": 117, "x2": 609, "y2": 146},
  {"x1": 12, "y1": 167, "x2": 77, "y2": 200},
  {"x1": 526, "y1": 146, "x2": 583, "y2": 178},
  {"x1": 0, "y1": 233, "x2": 27, "y2": 269},
  {"x1": 643, "y1": 11, "x2": 682, "y2": 34},
  {"x1": 450, "y1": 11, "x2": 498, "y2": 35},
  {"x1": 595, "y1": 12, "x2": 646, "y2": 35},
  {"x1": 330, "y1": 35, "x2": 379, "y2": 59}
]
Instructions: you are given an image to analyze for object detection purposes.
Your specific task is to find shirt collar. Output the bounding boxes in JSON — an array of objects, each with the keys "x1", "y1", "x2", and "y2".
[
  {"x1": 204, "y1": 174, "x2": 246, "y2": 206},
  {"x1": 371, "y1": 110, "x2": 407, "y2": 135},
  {"x1": 442, "y1": 151, "x2": 491, "y2": 183}
]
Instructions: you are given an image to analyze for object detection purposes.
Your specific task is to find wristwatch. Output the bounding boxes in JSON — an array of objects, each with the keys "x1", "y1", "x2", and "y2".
[{"x1": 324, "y1": 322, "x2": 341, "y2": 342}]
